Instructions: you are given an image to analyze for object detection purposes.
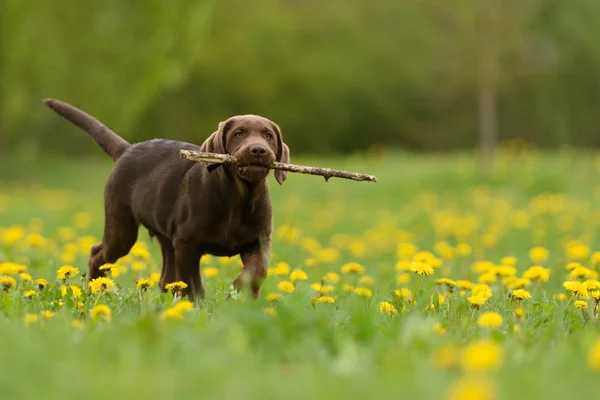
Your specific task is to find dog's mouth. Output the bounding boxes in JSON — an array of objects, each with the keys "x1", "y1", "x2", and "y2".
[{"x1": 237, "y1": 163, "x2": 271, "y2": 179}]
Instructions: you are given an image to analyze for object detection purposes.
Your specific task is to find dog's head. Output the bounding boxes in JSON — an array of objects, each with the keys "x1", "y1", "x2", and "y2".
[{"x1": 200, "y1": 115, "x2": 290, "y2": 184}]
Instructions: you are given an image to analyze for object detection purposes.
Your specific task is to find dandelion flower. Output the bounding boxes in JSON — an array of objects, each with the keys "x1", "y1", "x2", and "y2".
[
  {"x1": 397, "y1": 273, "x2": 411, "y2": 284},
  {"x1": 61, "y1": 284, "x2": 82, "y2": 298},
  {"x1": 313, "y1": 295, "x2": 336, "y2": 304},
  {"x1": 395, "y1": 260, "x2": 412, "y2": 272},
  {"x1": 501, "y1": 256, "x2": 517, "y2": 266},
  {"x1": 72, "y1": 320, "x2": 85, "y2": 330},
  {"x1": 477, "y1": 312, "x2": 503, "y2": 328},
  {"x1": 511, "y1": 289, "x2": 531, "y2": 301},
  {"x1": 563, "y1": 281, "x2": 589, "y2": 298},
  {"x1": 311, "y1": 283, "x2": 335, "y2": 294},
  {"x1": 24, "y1": 314, "x2": 38, "y2": 326},
  {"x1": 397, "y1": 242, "x2": 418, "y2": 259},
  {"x1": 150, "y1": 272, "x2": 161, "y2": 283},
  {"x1": 342, "y1": 284, "x2": 354, "y2": 292},
  {"x1": 290, "y1": 269, "x2": 308, "y2": 281},
  {"x1": 456, "y1": 243, "x2": 472, "y2": 257},
  {"x1": 0, "y1": 261, "x2": 27, "y2": 275},
  {"x1": 1, "y1": 275, "x2": 17, "y2": 291},
  {"x1": 89, "y1": 277, "x2": 116, "y2": 293},
  {"x1": 40, "y1": 310, "x2": 55, "y2": 320},
  {"x1": 455, "y1": 280, "x2": 474, "y2": 290},
  {"x1": 395, "y1": 287, "x2": 413, "y2": 301},
  {"x1": 266, "y1": 293, "x2": 283, "y2": 302},
  {"x1": 569, "y1": 266, "x2": 597, "y2": 280},
  {"x1": 353, "y1": 287, "x2": 373, "y2": 298},
  {"x1": 554, "y1": 293, "x2": 568, "y2": 301},
  {"x1": 278, "y1": 280, "x2": 295, "y2": 293},
  {"x1": 323, "y1": 272, "x2": 340, "y2": 283},
  {"x1": 263, "y1": 307, "x2": 277, "y2": 317},
  {"x1": 36, "y1": 278, "x2": 47, "y2": 290},
  {"x1": 522, "y1": 265, "x2": 550, "y2": 282},
  {"x1": 435, "y1": 278, "x2": 457, "y2": 289},
  {"x1": 410, "y1": 261, "x2": 434, "y2": 276},
  {"x1": 378, "y1": 301, "x2": 397, "y2": 315},
  {"x1": 514, "y1": 307, "x2": 525, "y2": 318},
  {"x1": 56, "y1": 265, "x2": 80, "y2": 280},
  {"x1": 587, "y1": 337, "x2": 600, "y2": 371},
  {"x1": 468, "y1": 295, "x2": 487, "y2": 307},
  {"x1": 165, "y1": 281, "x2": 188, "y2": 293},
  {"x1": 358, "y1": 275, "x2": 374, "y2": 286},
  {"x1": 584, "y1": 280, "x2": 600, "y2": 291},
  {"x1": 202, "y1": 267, "x2": 219, "y2": 278},
  {"x1": 161, "y1": 300, "x2": 193, "y2": 319},
  {"x1": 136, "y1": 278, "x2": 154, "y2": 291},
  {"x1": 472, "y1": 284, "x2": 493, "y2": 300},
  {"x1": 529, "y1": 246, "x2": 549, "y2": 263},
  {"x1": 575, "y1": 300, "x2": 588, "y2": 310},
  {"x1": 341, "y1": 262, "x2": 365, "y2": 275},
  {"x1": 24, "y1": 290, "x2": 37, "y2": 298},
  {"x1": 446, "y1": 377, "x2": 496, "y2": 400},
  {"x1": 19, "y1": 273, "x2": 32, "y2": 281},
  {"x1": 461, "y1": 339, "x2": 503, "y2": 372},
  {"x1": 91, "y1": 304, "x2": 112, "y2": 321}
]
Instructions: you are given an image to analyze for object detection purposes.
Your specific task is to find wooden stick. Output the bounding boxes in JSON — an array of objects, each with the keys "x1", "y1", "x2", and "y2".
[{"x1": 180, "y1": 150, "x2": 377, "y2": 183}]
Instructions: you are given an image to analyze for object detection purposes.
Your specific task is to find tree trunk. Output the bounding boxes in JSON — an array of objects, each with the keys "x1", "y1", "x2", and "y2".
[{"x1": 478, "y1": 1, "x2": 499, "y2": 170}]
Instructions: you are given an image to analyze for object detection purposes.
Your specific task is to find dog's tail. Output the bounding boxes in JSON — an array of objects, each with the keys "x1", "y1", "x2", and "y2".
[{"x1": 43, "y1": 98, "x2": 131, "y2": 161}]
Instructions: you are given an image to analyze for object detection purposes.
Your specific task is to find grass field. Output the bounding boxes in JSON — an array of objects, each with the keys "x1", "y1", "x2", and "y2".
[{"x1": 2, "y1": 147, "x2": 600, "y2": 400}]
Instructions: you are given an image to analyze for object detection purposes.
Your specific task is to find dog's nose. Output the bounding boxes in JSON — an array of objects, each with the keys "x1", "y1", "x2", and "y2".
[{"x1": 250, "y1": 144, "x2": 267, "y2": 156}]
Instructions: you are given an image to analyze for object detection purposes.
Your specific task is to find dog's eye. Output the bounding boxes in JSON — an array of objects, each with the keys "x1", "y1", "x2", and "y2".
[
  {"x1": 234, "y1": 130, "x2": 244, "y2": 138},
  {"x1": 265, "y1": 131, "x2": 274, "y2": 139}
]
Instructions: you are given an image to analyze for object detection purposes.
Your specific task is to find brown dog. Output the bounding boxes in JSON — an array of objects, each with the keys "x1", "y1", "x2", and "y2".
[{"x1": 43, "y1": 99, "x2": 290, "y2": 301}]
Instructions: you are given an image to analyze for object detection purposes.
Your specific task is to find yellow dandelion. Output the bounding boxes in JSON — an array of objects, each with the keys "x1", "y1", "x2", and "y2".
[
  {"x1": 266, "y1": 293, "x2": 283, "y2": 302},
  {"x1": 353, "y1": 287, "x2": 373, "y2": 298},
  {"x1": 395, "y1": 287, "x2": 413, "y2": 301},
  {"x1": 165, "y1": 281, "x2": 188, "y2": 293},
  {"x1": 501, "y1": 256, "x2": 517, "y2": 266},
  {"x1": 511, "y1": 289, "x2": 532, "y2": 301},
  {"x1": 91, "y1": 304, "x2": 112, "y2": 321},
  {"x1": 131, "y1": 261, "x2": 147, "y2": 272},
  {"x1": 130, "y1": 242, "x2": 150, "y2": 259},
  {"x1": 290, "y1": 269, "x2": 308, "y2": 281},
  {"x1": 588, "y1": 337, "x2": 600, "y2": 371},
  {"x1": 397, "y1": 242, "x2": 418, "y2": 259},
  {"x1": 554, "y1": 293, "x2": 568, "y2": 301},
  {"x1": 61, "y1": 284, "x2": 82, "y2": 298},
  {"x1": 278, "y1": 280, "x2": 295, "y2": 293},
  {"x1": 461, "y1": 339, "x2": 503, "y2": 372},
  {"x1": 456, "y1": 243, "x2": 472, "y2": 257},
  {"x1": 455, "y1": 280, "x2": 474, "y2": 290},
  {"x1": 323, "y1": 272, "x2": 340, "y2": 283},
  {"x1": 311, "y1": 283, "x2": 335, "y2": 294},
  {"x1": 472, "y1": 284, "x2": 493, "y2": 300},
  {"x1": 378, "y1": 301, "x2": 397, "y2": 315},
  {"x1": 342, "y1": 284, "x2": 354, "y2": 292},
  {"x1": 397, "y1": 272, "x2": 411, "y2": 284},
  {"x1": 468, "y1": 295, "x2": 487, "y2": 307},
  {"x1": 446, "y1": 377, "x2": 496, "y2": 400},
  {"x1": 1, "y1": 275, "x2": 17, "y2": 291},
  {"x1": 529, "y1": 246, "x2": 549, "y2": 263},
  {"x1": 395, "y1": 260, "x2": 412, "y2": 272},
  {"x1": 341, "y1": 262, "x2": 365, "y2": 275},
  {"x1": 575, "y1": 300, "x2": 588, "y2": 310},
  {"x1": 563, "y1": 281, "x2": 589, "y2": 298},
  {"x1": 161, "y1": 300, "x2": 193, "y2": 319},
  {"x1": 202, "y1": 267, "x2": 219, "y2": 278},
  {"x1": 410, "y1": 261, "x2": 434, "y2": 276},
  {"x1": 585, "y1": 280, "x2": 600, "y2": 291},
  {"x1": 72, "y1": 320, "x2": 85, "y2": 330},
  {"x1": 478, "y1": 272, "x2": 497, "y2": 284},
  {"x1": 477, "y1": 312, "x2": 503, "y2": 328},
  {"x1": 35, "y1": 278, "x2": 47, "y2": 290},
  {"x1": 435, "y1": 278, "x2": 457, "y2": 289},
  {"x1": 24, "y1": 290, "x2": 37, "y2": 298},
  {"x1": 136, "y1": 278, "x2": 154, "y2": 291},
  {"x1": 313, "y1": 295, "x2": 336, "y2": 304},
  {"x1": 358, "y1": 275, "x2": 374, "y2": 286},
  {"x1": 24, "y1": 314, "x2": 38, "y2": 326},
  {"x1": 89, "y1": 277, "x2": 116, "y2": 293},
  {"x1": 40, "y1": 310, "x2": 55, "y2": 320},
  {"x1": 150, "y1": 272, "x2": 161, "y2": 283},
  {"x1": 269, "y1": 262, "x2": 291, "y2": 276},
  {"x1": 0, "y1": 262, "x2": 27, "y2": 275},
  {"x1": 56, "y1": 265, "x2": 80, "y2": 280},
  {"x1": 263, "y1": 307, "x2": 277, "y2": 317},
  {"x1": 19, "y1": 273, "x2": 32, "y2": 281},
  {"x1": 522, "y1": 265, "x2": 550, "y2": 282},
  {"x1": 514, "y1": 307, "x2": 525, "y2": 318}
]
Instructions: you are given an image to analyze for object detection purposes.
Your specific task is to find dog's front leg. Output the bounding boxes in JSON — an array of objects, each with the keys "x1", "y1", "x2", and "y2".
[
  {"x1": 228, "y1": 236, "x2": 270, "y2": 300},
  {"x1": 173, "y1": 241, "x2": 203, "y2": 302}
]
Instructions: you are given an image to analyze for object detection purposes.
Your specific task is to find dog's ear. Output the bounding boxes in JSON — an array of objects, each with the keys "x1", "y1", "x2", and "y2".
[
  {"x1": 200, "y1": 117, "x2": 237, "y2": 154},
  {"x1": 271, "y1": 122, "x2": 291, "y2": 185}
]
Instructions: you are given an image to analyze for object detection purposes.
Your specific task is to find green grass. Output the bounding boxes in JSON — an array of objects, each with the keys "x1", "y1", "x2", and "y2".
[{"x1": 2, "y1": 149, "x2": 600, "y2": 400}]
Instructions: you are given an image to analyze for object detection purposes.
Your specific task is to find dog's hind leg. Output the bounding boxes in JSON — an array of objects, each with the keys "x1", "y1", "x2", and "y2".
[
  {"x1": 89, "y1": 210, "x2": 138, "y2": 280},
  {"x1": 157, "y1": 235, "x2": 176, "y2": 292}
]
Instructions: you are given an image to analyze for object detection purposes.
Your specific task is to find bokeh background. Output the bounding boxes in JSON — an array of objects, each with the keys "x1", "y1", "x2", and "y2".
[{"x1": 3, "y1": 0, "x2": 600, "y2": 161}]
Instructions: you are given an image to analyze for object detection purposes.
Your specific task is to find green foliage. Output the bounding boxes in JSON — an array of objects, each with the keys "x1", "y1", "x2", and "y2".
[{"x1": 2, "y1": 0, "x2": 600, "y2": 155}]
